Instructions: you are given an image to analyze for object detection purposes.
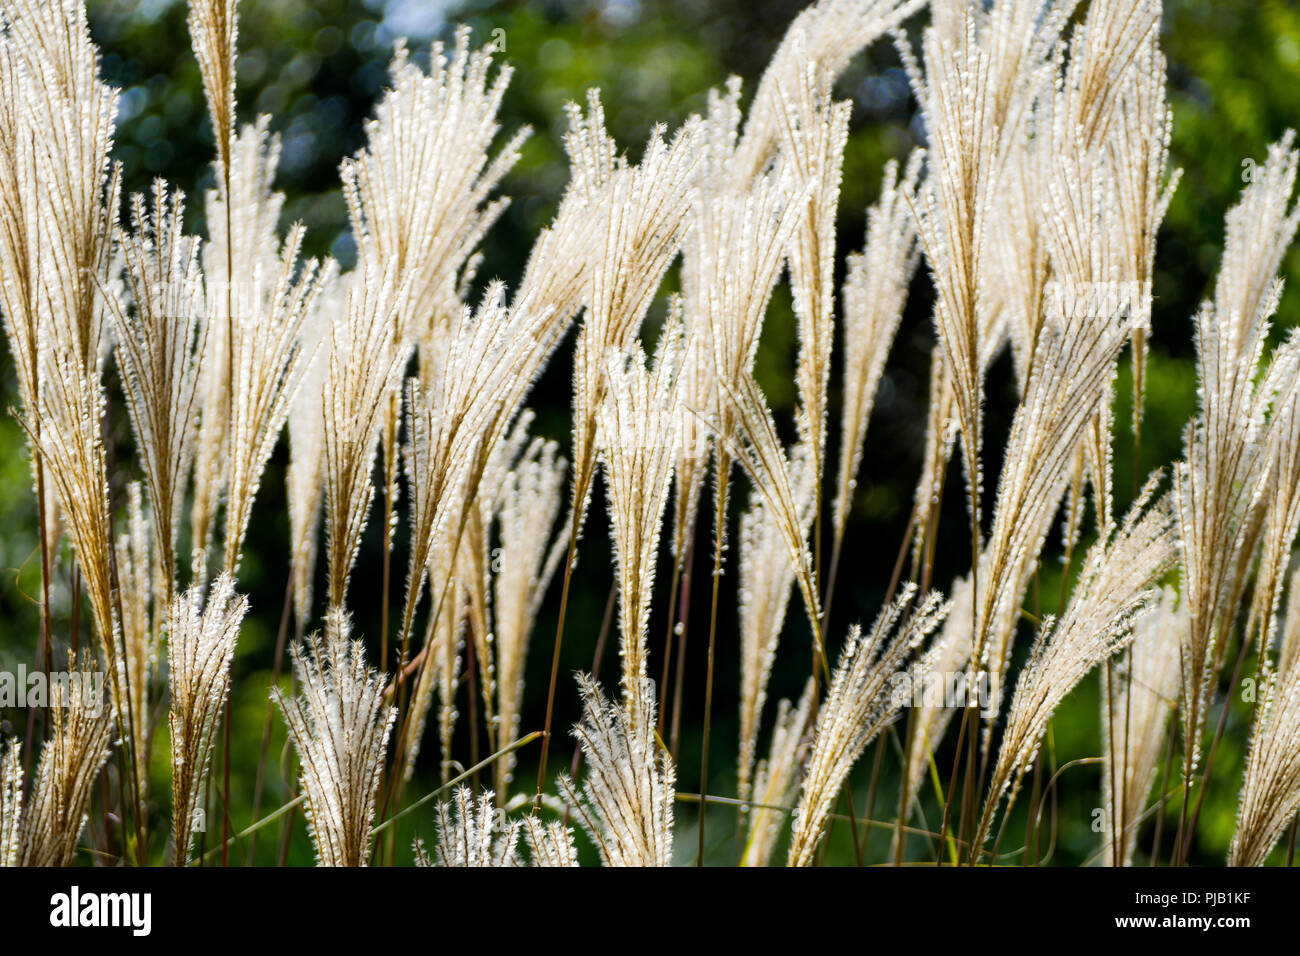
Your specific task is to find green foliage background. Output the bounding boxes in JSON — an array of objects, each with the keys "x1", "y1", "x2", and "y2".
[{"x1": 1, "y1": 0, "x2": 1298, "y2": 865}]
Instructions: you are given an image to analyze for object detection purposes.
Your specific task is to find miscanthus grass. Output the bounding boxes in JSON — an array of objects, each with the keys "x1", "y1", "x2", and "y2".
[{"x1": 2, "y1": 0, "x2": 1300, "y2": 868}]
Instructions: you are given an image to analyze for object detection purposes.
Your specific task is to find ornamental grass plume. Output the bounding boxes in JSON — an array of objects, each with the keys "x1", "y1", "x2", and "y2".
[
  {"x1": 274, "y1": 610, "x2": 396, "y2": 867},
  {"x1": 716, "y1": 375, "x2": 827, "y2": 651},
  {"x1": 491, "y1": 438, "x2": 567, "y2": 795},
  {"x1": 523, "y1": 816, "x2": 580, "y2": 867},
  {"x1": 692, "y1": 139, "x2": 818, "y2": 847},
  {"x1": 457, "y1": 414, "x2": 541, "y2": 766},
  {"x1": 341, "y1": 29, "x2": 531, "y2": 631},
  {"x1": 181, "y1": 112, "x2": 325, "y2": 582},
  {"x1": 106, "y1": 184, "x2": 207, "y2": 596},
  {"x1": 1043, "y1": 23, "x2": 1176, "y2": 551},
  {"x1": 285, "y1": 269, "x2": 344, "y2": 628},
  {"x1": 730, "y1": 0, "x2": 926, "y2": 185},
  {"x1": 596, "y1": 329, "x2": 683, "y2": 727},
  {"x1": 428, "y1": 414, "x2": 549, "y2": 779},
  {"x1": 116, "y1": 484, "x2": 159, "y2": 801},
  {"x1": 694, "y1": 166, "x2": 804, "y2": 445},
  {"x1": 390, "y1": 278, "x2": 562, "y2": 790},
  {"x1": 559, "y1": 673, "x2": 675, "y2": 867},
  {"x1": 397, "y1": 540, "x2": 468, "y2": 782},
  {"x1": 218, "y1": 219, "x2": 323, "y2": 578},
  {"x1": 590, "y1": 321, "x2": 691, "y2": 837},
  {"x1": 0, "y1": 20, "x2": 43, "y2": 426},
  {"x1": 1247, "y1": 373, "x2": 1300, "y2": 660},
  {"x1": 1058, "y1": 0, "x2": 1161, "y2": 150},
  {"x1": 0, "y1": 0, "x2": 121, "y2": 661},
  {"x1": 567, "y1": 97, "x2": 700, "y2": 538},
  {"x1": 829, "y1": 154, "x2": 922, "y2": 564},
  {"x1": 0, "y1": 741, "x2": 20, "y2": 867},
  {"x1": 341, "y1": 27, "x2": 529, "y2": 348},
  {"x1": 9, "y1": 652, "x2": 113, "y2": 868},
  {"x1": 187, "y1": 0, "x2": 239, "y2": 580},
  {"x1": 899, "y1": 0, "x2": 1097, "y2": 675},
  {"x1": 1107, "y1": 35, "x2": 1180, "y2": 437},
  {"x1": 416, "y1": 789, "x2": 579, "y2": 866},
  {"x1": 189, "y1": 117, "x2": 285, "y2": 574},
  {"x1": 167, "y1": 574, "x2": 247, "y2": 865},
  {"x1": 532, "y1": 104, "x2": 700, "y2": 789},
  {"x1": 740, "y1": 685, "x2": 814, "y2": 868},
  {"x1": 321, "y1": 266, "x2": 410, "y2": 610},
  {"x1": 1280, "y1": 567, "x2": 1300, "y2": 680},
  {"x1": 425, "y1": 787, "x2": 521, "y2": 867},
  {"x1": 902, "y1": 5, "x2": 1011, "y2": 578},
  {"x1": 779, "y1": 55, "x2": 850, "y2": 497},
  {"x1": 1227, "y1": 376, "x2": 1300, "y2": 865},
  {"x1": 0, "y1": 0, "x2": 135, "y2": 865},
  {"x1": 684, "y1": 152, "x2": 807, "y2": 771},
  {"x1": 975, "y1": 482, "x2": 1176, "y2": 859},
  {"x1": 187, "y1": 0, "x2": 237, "y2": 179},
  {"x1": 1230, "y1": 641, "x2": 1300, "y2": 867},
  {"x1": 397, "y1": 281, "x2": 557, "y2": 661},
  {"x1": 895, "y1": 573, "x2": 973, "y2": 845},
  {"x1": 977, "y1": 148, "x2": 1138, "y2": 710},
  {"x1": 787, "y1": 585, "x2": 948, "y2": 867},
  {"x1": 737, "y1": 449, "x2": 817, "y2": 806},
  {"x1": 1102, "y1": 587, "x2": 1183, "y2": 867},
  {"x1": 657, "y1": 84, "x2": 743, "y2": 629},
  {"x1": 1174, "y1": 131, "x2": 1300, "y2": 781}
]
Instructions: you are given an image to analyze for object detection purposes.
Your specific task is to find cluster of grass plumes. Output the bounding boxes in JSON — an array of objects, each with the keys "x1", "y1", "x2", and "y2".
[{"x1": 2, "y1": 0, "x2": 1300, "y2": 868}]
